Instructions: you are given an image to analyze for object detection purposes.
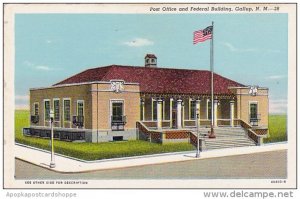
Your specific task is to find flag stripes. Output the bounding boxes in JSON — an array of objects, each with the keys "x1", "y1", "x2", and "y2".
[{"x1": 193, "y1": 26, "x2": 213, "y2": 44}]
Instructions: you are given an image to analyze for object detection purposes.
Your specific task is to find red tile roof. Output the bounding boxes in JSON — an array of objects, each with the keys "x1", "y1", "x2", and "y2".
[
  {"x1": 54, "y1": 65, "x2": 244, "y2": 95},
  {"x1": 145, "y1": 54, "x2": 157, "y2": 59}
]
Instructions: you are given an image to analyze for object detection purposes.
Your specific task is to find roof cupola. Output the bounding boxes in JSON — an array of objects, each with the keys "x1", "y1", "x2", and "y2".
[{"x1": 145, "y1": 54, "x2": 157, "y2": 68}]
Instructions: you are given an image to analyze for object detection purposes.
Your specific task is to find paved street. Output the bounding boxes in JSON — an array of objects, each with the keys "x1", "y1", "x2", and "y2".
[{"x1": 15, "y1": 150, "x2": 287, "y2": 179}]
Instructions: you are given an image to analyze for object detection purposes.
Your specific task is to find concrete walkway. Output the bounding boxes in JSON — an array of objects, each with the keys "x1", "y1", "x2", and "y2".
[{"x1": 15, "y1": 143, "x2": 287, "y2": 173}]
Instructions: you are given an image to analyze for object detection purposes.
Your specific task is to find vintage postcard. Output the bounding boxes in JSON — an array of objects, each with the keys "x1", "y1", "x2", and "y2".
[{"x1": 3, "y1": 3, "x2": 297, "y2": 189}]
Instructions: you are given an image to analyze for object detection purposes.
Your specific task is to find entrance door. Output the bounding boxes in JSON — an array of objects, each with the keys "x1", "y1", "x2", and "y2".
[{"x1": 111, "y1": 101, "x2": 125, "y2": 130}]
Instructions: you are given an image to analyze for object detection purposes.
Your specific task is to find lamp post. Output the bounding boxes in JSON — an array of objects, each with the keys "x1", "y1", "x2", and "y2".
[
  {"x1": 196, "y1": 108, "x2": 200, "y2": 158},
  {"x1": 49, "y1": 110, "x2": 55, "y2": 168}
]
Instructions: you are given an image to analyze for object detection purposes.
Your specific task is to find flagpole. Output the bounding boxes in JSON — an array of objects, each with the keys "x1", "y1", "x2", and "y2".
[{"x1": 209, "y1": 21, "x2": 216, "y2": 138}]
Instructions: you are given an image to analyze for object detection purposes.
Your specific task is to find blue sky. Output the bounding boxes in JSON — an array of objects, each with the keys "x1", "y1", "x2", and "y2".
[{"x1": 15, "y1": 14, "x2": 288, "y2": 113}]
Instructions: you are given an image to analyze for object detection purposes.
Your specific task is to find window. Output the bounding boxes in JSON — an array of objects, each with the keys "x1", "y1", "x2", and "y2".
[
  {"x1": 162, "y1": 101, "x2": 164, "y2": 120},
  {"x1": 152, "y1": 100, "x2": 164, "y2": 121},
  {"x1": 207, "y1": 100, "x2": 212, "y2": 119},
  {"x1": 77, "y1": 101, "x2": 84, "y2": 117},
  {"x1": 63, "y1": 99, "x2": 71, "y2": 121},
  {"x1": 112, "y1": 102, "x2": 123, "y2": 121},
  {"x1": 44, "y1": 100, "x2": 50, "y2": 121},
  {"x1": 151, "y1": 58, "x2": 155, "y2": 63},
  {"x1": 153, "y1": 100, "x2": 157, "y2": 120},
  {"x1": 190, "y1": 101, "x2": 196, "y2": 119},
  {"x1": 33, "y1": 103, "x2": 39, "y2": 116},
  {"x1": 172, "y1": 100, "x2": 177, "y2": 109},
  {"x1": 54, "y1": 99, "x2": 60, "y2": 121},
  {"x1": 140, "y1": 103, "x2": 144, "y2": 120},
  {"x1": 250, "y1": 103, "x2": 258, "y2": 119},
  {"x1": 111, "y1": 101, "x2": 125, "y2": 131},
  {"x1": 249, "y1": 102, "x2": 259, "y2": 126}
]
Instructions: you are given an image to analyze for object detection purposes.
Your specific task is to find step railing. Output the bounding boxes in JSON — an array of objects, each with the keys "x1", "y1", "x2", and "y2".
[
  {"x1": 136, "y1": 120, "x2": 266, "y2": 147},
  {"x1": 136, "y1": 121, "x2": 162, "y2": 143},
  {"x1": 137, "y1": 121, "x2": 203, "y2": 148},
  {"x1": 189, "y1": 131, "x2": 205, "y2": 151},
  {"x1": 238, "y1": 119, "x2": 267, "y2": 145}
]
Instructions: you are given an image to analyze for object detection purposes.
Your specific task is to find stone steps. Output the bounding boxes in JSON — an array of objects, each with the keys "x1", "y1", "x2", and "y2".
[
  {"x1": 201, "y1": 133, "x2": 246, "y2": 138},
  {"x1": 197, "y1": 127, "x2": 257, "y2": 151},
  {"x1": 200, "y1": 131, "x2": 247, "y2": 138},
  {"x1": 205, "y1": 143, "x2": 256, "y2": 150},
  {"x1": 205, "y1": 137, "x2": 254, "y2": 143},
  {"x1": 204, "y1": 139, "x2": 256, "y2": 150}
]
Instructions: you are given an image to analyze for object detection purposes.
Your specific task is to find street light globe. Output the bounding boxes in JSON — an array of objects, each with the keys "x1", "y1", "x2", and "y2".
[{"x1": 49, "y1": 110, "x2": 54, "y2": 118}]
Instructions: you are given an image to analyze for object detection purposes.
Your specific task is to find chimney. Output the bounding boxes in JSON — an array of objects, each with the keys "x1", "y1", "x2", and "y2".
[{"x1": 145, "y1": 54, "x2": 157, "y2": 68}]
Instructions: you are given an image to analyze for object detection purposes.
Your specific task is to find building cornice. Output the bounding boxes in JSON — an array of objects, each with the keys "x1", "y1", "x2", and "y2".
[
  {"x1": 90, "y1": 89, "x2": 140, "y2": 93},
  {"x1": 141, "y1": 92, "x2": 236, "y2": 99},
  {"x1": 30, "y1": 81, "x2": 140, "y2": 91},
  {"x1": 228, "y1": 86, "x2": 269, "y2": 90}
]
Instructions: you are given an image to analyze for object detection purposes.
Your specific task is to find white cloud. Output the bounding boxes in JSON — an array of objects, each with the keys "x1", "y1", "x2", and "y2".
[
  {"x1": 15, "y1": 95, "x2": 29, "y2": 110},
  {"x1": 222, "y1": 42, "x2": 281, "y2": 54},
  {"x1": 266, "y1": 49, "x2": 281, "y2": 53},
  {"x1": 222, "y1": 42, "x2": 238, "y2": 51},
  {"x1": 269, "y1": 99, "x2": 287, "y2": 114},
  {"x1": 15, "y1": 95, "x2": 29, "y2": 101},
  {"x1": 221, "y1": 42, "x2": 257, "y2": 52},
  {"x1": 123, "y1": 38, "x2": 154, "y2": 47},
  {"x1": 15, "y1": 104, "x2": 29, "y2": 110},
  {"x1": 23, "y1": 61, "x2": 60, "y2": 71},
  {"x1": 23, "y1": 60, "x2": 34, "y2": 67},
  {"x1": 35, "y1": 65, "x2": 51, "y2": 71},
  {"x1": 267, "y1": 75, "x2": 287, "y2": 80}
]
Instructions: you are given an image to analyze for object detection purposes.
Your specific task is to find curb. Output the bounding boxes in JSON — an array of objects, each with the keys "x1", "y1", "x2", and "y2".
[
  {"x1": 15, "y1": 142, "x2": 196, "y2": 163},
  {"x1": 15, "y1": 142, "x2": 288, "y2": 173},
  {"x1": 16, "y1": 141, "x2": 288, "y2": 163}
]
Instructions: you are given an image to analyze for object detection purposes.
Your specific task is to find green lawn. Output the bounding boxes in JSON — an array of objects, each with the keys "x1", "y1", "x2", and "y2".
[
  {"x1": 15, "y1": 110, "x2": 194, "y2": 161},
  {"x1": 264, "y1": 114, "x2": 287, "y2": 143},
  {"x1": 15, "y1": 111, "x2": 287, "y2": 160}
]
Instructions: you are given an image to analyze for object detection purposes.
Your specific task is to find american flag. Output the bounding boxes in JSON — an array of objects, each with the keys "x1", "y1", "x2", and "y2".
[{"x1": 193, "y1": 26, "x2": 213, "y2": 44}]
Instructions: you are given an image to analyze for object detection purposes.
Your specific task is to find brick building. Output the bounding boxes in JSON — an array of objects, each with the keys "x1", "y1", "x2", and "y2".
[{"x1": 25, "y1": 54, "x2": 269, "y2": 146}]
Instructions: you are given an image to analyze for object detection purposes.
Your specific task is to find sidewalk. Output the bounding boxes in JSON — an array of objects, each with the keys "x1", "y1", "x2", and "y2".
[{"x1": 15, "y1": 143, "x2": 287, "y2": 173}]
